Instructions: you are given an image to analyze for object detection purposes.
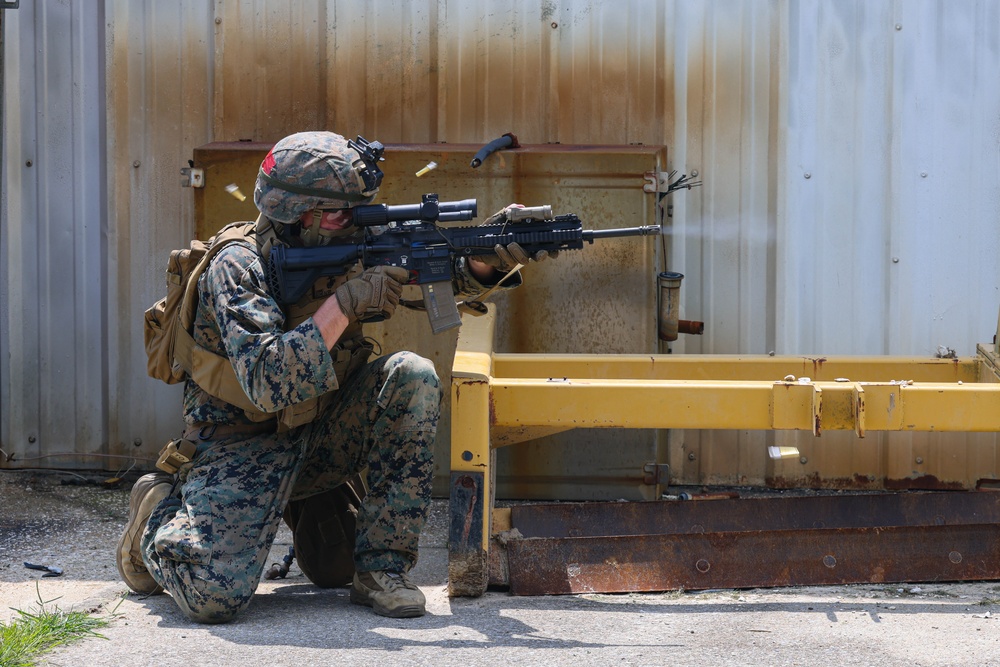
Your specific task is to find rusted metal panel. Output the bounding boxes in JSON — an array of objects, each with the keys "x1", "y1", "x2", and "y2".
[
  {"x1": 448, "y1": 471, "x2": 489, "y2": 597},
  {"x1": 503, "y1": 493, "x2": 1000, "y2": 595},
  {"x1": 509, "y1": 493, "x2": 1000, "y2": 536},
  {"x1": 192, "y1": 142, "x2": 271, "y2": 239},
  {"x1": 213, "y1": 1, "x2": 330, "y2": 141},
  {"x1": 507, "y1": 524, "x2": 1000, "y2": 595},
  {"x1": 207, "y1": 1, "x2": 679, "y2": 146},
  {"x1": 488, "y1": 146, "x2": 668, "y2": 501}
]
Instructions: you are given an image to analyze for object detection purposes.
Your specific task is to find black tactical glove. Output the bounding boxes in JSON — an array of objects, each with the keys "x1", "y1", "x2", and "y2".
[
  {"x1": 335, "y1": 266, "x2": 409, "y2": 322},
  {"x1": 474, "y1": 204, "x2": 560, "y2": 273}
]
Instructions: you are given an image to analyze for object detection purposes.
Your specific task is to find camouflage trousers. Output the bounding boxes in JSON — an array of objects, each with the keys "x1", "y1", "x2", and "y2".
[{"x1": 140, "y1": 351, "x2": 439, "y2": 624}]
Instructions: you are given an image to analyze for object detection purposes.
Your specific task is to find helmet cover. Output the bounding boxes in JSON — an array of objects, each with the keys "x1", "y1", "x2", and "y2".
[{"x1": 254, "y1": 131, "x2": 380, "y2": 225}]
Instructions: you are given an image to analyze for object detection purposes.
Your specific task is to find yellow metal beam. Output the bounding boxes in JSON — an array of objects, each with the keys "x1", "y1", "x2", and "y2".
[
  {"x1": 447, "y1": 306, "x2": 1000, "y2": 598},
  {"x1": 449, "y1": 307, "x2": 497, "y2": 579},
  {"x1": 977, "y1": 344, "x2": 1000, "y2": 382},
  {"x1": 772, "y1": 381, "x2": 822, "y2": 435},
  {"x1": 452, "y1": 306, "x2": 496, "y2": 382},
  {"x1": 492, "y1": 353, "x2": 981, "y2": 383},
  {"x1": 486, "y1": 379, "x2": 1000, "y2": 436},
  {"x1": 490, "y1": 379, "x2": 773, "y2": 430}
]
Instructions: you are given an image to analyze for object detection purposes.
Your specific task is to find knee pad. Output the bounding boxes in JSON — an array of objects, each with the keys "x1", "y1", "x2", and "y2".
[{"x1": 283, "y1": 474, "x2": 366, "y2": 588}]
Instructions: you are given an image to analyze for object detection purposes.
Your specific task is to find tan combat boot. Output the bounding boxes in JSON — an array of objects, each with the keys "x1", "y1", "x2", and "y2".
[
  {"x1": 116, "y1": 472, "x2": 172, "y2": 595},
  {"x1": 350, "y1": 570, "x2": 426, "y2": 618}
]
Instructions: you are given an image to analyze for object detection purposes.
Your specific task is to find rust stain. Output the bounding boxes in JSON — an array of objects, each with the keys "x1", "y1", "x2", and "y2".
[
  {"x1": 457, "y1": 477, "x2": 478, "y2": 542},
  {"x1": 505, "y1": 494, "x2": 1000, "y2": 595},
  {"x1": 767, "y1": 472, "x2": 885, "y2": 490},
  {"x1": 885, "y1": 474, "x2": 966, "y2": 491},
  {"x1": 767, "y1": 471, "x2": 972, "y2": 491}
]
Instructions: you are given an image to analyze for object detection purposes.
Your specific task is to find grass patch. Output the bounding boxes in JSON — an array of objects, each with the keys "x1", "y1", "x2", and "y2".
[{"x1": 0, "y1": 586, "x2": 113, "y2": 667}]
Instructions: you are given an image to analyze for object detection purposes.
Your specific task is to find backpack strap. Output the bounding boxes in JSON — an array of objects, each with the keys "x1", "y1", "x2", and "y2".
[
  {"x1": 171, "y1": 221, "x2": 264, "y2": 415},
  {"x1": 172, "y1": 217, "x2": 359, "y2": 431}
]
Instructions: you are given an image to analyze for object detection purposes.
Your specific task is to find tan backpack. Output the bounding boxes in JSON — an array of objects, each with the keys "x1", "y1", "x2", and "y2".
[
  {"x1": 142, "y1": 221, "x2": 261, "y2": 413},
  {"x1": 143, "y1": 219, "x2": 370, "y2": 430}
]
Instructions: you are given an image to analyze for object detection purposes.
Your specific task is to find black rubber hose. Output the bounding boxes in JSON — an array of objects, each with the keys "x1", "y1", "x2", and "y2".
[{"x1": 470, "y1": 132, "x2": 519, "y2": 168}]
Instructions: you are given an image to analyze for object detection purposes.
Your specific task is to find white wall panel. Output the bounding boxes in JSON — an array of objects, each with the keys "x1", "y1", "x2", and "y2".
[{"x1": 780, "y1": 0, "x2": 1000, "y2": 357}]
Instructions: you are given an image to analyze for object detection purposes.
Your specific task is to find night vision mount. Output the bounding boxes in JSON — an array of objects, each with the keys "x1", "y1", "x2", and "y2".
[{"x1": 348, "y1": 136, "x2": 386, "y2": 192}]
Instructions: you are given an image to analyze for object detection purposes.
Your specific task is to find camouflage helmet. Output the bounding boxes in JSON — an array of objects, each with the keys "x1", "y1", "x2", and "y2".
[{"x1": 254, "y1": 131, "x2": 383, "y2": 224}]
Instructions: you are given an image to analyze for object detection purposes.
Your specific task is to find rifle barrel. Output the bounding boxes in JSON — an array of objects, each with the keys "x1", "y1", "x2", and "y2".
[{"x1": 583, "y1": 225, "x2": 661, "y2": 240}]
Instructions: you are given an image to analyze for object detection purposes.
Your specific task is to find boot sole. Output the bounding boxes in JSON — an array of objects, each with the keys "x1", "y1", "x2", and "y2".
[{"x1": 116, "y1": 475, "x2": 170, "y2": 595}]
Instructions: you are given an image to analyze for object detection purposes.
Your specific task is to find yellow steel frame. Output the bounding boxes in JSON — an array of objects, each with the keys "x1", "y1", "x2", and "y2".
[{"x1": 448, "y1": 305, "x2": 1000, "y2": 596}]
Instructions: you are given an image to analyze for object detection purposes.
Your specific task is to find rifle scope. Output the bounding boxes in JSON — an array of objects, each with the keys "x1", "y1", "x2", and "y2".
[{"x1": 353, "y1": 193, "x2": 478, "y2": 227}]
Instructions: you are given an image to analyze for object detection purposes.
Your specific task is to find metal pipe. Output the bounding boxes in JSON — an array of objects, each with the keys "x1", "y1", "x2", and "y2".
[
  {"x1": 657, "y1": 272, "x2": 684, "y2": 342},
  {"x1": 678, "y1": 319, "x2": 704, "y2": 335}
]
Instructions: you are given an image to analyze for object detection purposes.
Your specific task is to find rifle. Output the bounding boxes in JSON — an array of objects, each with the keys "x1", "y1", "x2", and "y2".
[{"x1": 267, "y1": 193, "x2": 660, "y2": 334}]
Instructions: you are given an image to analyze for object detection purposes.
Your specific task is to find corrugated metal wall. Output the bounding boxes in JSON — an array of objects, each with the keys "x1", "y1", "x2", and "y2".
[
  {"x1": 3, "y1": 0, "x2": 999, "y2": 494},
  {"x1": 768, "y1": 0, "x2": 1000, "y2": 490},
  {"x1": 1, "y1": 1, "x2": 110, "y2": 471}
]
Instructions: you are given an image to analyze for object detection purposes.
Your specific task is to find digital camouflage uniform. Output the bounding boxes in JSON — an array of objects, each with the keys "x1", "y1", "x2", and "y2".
[{"x1": 139, "y1": 131, "x2": 517, "y2": 624}]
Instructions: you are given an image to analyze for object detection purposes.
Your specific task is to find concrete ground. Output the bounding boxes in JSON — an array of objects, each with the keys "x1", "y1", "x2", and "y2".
[{"x1": 2, "y1": 470, "x2": 1000, "y2": 667}]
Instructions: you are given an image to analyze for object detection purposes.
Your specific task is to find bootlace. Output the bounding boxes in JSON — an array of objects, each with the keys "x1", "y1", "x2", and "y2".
[{"x1": 382, "y1": 571, "x2": 417, "y2": 591}]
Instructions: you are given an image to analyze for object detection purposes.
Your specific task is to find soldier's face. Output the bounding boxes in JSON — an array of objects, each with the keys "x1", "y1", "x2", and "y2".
[{"x1": 301, "y1": 208, "x2": 354, "y2": 231}]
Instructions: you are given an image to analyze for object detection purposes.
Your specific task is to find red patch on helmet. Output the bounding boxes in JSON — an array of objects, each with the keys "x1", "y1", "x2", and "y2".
[{"x1": 261, "y1": 150, "x2": 276, "y2": 174}]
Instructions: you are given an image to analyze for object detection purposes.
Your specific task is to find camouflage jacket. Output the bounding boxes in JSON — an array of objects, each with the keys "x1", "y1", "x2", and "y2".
[{"x1": 183, "y1": 240, "x2": 518, "y2": 425}]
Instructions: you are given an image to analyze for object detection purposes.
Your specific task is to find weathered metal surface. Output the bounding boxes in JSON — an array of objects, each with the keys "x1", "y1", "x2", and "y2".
[
  {"x1": 487, "y1": 351, "x2": 999, "y2": 439},
  {"x1": 447, "y1": 471, "x2": 489, "y2": 597},
  {"x1": 507, "y1": 524, "x2": 1000, "y2": 595},
  {"x1": 1, "y1": 0, "x2": 115, "y2": 469},
  {"x1": 504, "y1": 493, "x2": 1000, "y2": 595},
  {"x1": 0, "y1": 0, "x2": 1000, "y2": 491},
  {"x1": 509, "y1": 492, "x2": 1000, "y2": 537},
  {"x1": 451, "y1": 308, "x2": 1000, "y2": 596},
  {"x1": 487, "y1": 508, "x2": 514, "y2": 588},
  {"x1": 7, "y1": 1, "x2": 1000, "y2": 494},
  {"x1": 192, "y1": 142, "x2": 270, "y2": 240}
]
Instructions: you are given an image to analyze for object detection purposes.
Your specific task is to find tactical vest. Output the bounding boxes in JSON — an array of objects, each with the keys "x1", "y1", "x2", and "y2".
[{"x1": 175, "y1": 216, "x2": 371, "y2": 432}]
